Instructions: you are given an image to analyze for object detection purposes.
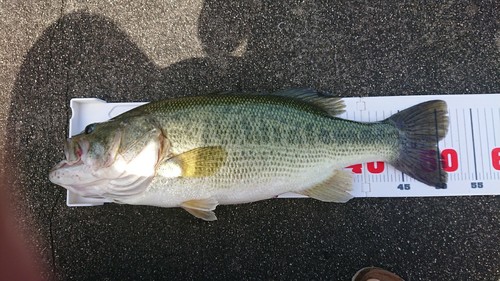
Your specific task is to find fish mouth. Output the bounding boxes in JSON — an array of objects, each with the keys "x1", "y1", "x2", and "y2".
[
  {"x1": 50, "y1": 138, "x2": 88, "y2": 172},
  {"x1": 49, "y1": 138, "x2": 98, "y2": 196}
]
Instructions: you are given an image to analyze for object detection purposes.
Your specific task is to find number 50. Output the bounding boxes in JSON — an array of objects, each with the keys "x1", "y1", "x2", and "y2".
[{"x1": 493, "y1": 148, "x2": 500, "y2": 170}]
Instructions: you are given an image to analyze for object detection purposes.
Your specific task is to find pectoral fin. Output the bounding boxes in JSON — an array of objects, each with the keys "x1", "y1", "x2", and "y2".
[
  {"x1": 180, "y1": 198, "x2": 219, "y2": 221},
  {"x1": 158, "y1": 146, "x2": 227, "y2": 178},
  {"x1": 299, "y1": 170, "x2": 354, "y2": 203}
]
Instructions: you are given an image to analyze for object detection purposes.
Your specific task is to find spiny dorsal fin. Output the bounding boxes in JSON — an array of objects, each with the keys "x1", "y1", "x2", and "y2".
[
  {"x1": 299, "y1": 169, "x2": 353, "y2": 203},
  {"x1": 271, "y1": 88, "x2": 345, "y2": 116},
  {"x1": 181, "y1": 198, "x2": 218, "y2": 221},
  {"x1": 158, "y1": 146, "x2": 227, "y2": 178}
]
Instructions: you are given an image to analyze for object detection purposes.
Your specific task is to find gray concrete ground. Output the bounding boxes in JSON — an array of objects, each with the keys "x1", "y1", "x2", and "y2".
[{"x1": 1, "y1": 1, "x2": 500, "y2": 280}]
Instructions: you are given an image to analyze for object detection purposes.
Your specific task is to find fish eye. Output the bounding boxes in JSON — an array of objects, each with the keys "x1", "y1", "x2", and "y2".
[{"x1": 84, "y1": 123, "x2": 96, "y2": 134}]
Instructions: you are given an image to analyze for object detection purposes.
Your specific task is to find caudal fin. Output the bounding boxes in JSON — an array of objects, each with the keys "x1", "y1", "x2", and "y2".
[{"x1": 384, "y1": 100, "x2": 449, "y2": 188}]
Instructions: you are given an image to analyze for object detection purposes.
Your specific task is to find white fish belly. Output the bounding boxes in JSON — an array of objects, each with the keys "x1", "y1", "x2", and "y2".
[
  {"x1": 120, "y1": 143, "x2": 389, "y2": 208},
  {"x1": 124, "y1": 161, "x2": 337, "y2": 207}
]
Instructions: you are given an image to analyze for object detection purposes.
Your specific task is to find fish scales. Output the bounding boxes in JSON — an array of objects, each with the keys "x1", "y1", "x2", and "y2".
[{"x1": 125, "y1": 95, "x2": 399, "y2": 205}]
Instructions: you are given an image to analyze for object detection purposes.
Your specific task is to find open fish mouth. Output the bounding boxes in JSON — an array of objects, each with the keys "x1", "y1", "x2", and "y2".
[
  {"x1": 49, "y1": 138, "x2": 105, "y2": 197},
  {"x1": 50, "y1": 138, "x2": 88, "y2": 172},
  {"x1": 65, "y1": 138, "x2": 82, "y2": 163},
  {"x1": 49, "y1": 132, "x2": 154, "y2": 199},
  {"x1": 49, "y1": 158, "x2": 82, "y2": 173}
]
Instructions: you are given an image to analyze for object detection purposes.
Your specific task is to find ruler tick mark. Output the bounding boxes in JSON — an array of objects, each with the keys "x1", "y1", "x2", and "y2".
[
  {"x1": 484, "y1": 108, "x2": 492, "y2": 178},
  {"x1": 492, "y1": 108, "x2": 497, "y2": 145},
  {"x1": 454, "y1": 109, "x2": 463, "y2": 180},
  {"x1": 469, "y1": 109, "x2": 479, "y2": 181}
]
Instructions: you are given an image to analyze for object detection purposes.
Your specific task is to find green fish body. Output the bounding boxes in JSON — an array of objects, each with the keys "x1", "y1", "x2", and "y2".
[{"x1": 49, "y1": 89, "x2": 448, "y2": 221}]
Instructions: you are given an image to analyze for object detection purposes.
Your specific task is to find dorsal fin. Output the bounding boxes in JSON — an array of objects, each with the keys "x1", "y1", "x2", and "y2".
[
  {"x1": 270, "y1": 88, "x2": 345, "y2": 116},
  {"x1": 210, "y1": 88, "x2": 345, "y2": 117}
]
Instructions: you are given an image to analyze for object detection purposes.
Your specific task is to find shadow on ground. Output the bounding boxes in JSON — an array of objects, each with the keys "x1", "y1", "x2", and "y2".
[{"x1": 6, "y1": 1, "x2": 500, "y2": 280}]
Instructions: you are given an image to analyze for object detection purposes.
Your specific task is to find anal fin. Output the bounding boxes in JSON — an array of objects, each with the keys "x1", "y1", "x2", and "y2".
[
  {"x1": 299, "y1": 170, "x2": 353, "y2": 203},
  {"x1": 180, "y1": 198, "x2": 219, "y2": 221}
]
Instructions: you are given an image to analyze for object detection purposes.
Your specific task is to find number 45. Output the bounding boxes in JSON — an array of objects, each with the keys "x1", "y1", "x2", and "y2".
[{"x1": 397, "y1": 184, "x2": 410, "y2": 190}]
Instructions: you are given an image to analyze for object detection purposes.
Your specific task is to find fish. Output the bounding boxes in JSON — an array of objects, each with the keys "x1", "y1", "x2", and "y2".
[{"x1": 49, "y1": 89, "x2": 449, "y2": 221}]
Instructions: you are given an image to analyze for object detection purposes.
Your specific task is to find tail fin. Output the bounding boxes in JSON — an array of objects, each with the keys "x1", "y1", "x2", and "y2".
[{"x1": 384, "y1": 100, "x2": 449, "y2": 188}]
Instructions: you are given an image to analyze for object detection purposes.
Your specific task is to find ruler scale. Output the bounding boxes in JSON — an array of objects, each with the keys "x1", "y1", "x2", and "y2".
[{"x1": 65, "y1": 94, "x2": 500, "y2": 206}]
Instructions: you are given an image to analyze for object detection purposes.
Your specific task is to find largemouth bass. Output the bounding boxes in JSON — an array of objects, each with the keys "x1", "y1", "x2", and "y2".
[{"x1": 49, "y1": 89, "x2": 449, "y2": 221}]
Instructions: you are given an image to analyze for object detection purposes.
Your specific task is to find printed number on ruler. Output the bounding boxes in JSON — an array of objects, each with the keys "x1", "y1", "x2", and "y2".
[
  {"x1": 345, "y1": 150, "x2": 460, "y2": 175},
  {"x1": 346, "y1": 147, "x2": 500, "y2": 190},
  {"x1": 493, "y1": 148, "x2": 500, "y2": 170}
]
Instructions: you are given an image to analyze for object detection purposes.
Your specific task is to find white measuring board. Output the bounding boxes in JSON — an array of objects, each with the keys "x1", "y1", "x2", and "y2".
[{"x1": 65, "y1": 94, "x2": 500, "y2": 206}]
